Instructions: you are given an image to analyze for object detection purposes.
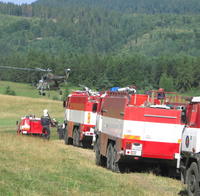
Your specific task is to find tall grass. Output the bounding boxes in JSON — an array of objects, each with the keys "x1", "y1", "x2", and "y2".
[
  {"x1": 0, "y1": 93, "x2": 186, "y2": 196},
  {"x1": 0, "y1": 134, "x2": 185, "y2": 196},
  {"x1": 0, "y1": 94, "x2": 64, "y2": 133}
]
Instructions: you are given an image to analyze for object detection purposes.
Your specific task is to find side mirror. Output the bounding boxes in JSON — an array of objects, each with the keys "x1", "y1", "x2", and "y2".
[
  {"x1": 16, "y1": 121, "x2": 19, "y2": 125},
  {"x1": 181, "y1": 110, "x2": 187, "y2": 124}
]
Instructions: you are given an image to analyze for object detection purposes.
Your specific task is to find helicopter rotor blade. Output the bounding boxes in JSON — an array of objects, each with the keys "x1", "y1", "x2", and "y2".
[
  {"x1": 35, "y1": 68, "x2": 52, "y2": 72},
  {"x1": 0, "y1": 66, "x2": 51, "y2": 72}
]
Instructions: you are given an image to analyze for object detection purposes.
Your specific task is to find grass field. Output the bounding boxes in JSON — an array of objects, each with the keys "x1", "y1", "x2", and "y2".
[
  {"x1": 0, "y1": 133, "x2": 186, "y2": 196},
  {"x1": 0, "y1": 94, "x2": 64, "y2": 134},
  {"x1": 0, "y1": 81, "x2": 64, "y2": 100},
  {"x1": 0, "y1": 82, "x2": 187, "y2": 196}
]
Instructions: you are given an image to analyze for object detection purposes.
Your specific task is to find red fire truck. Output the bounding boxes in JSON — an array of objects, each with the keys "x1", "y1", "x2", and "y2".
[
  {"x1": 180, "y1": 97, "x2": 200, "y2": 196},
  {"x1": 63, "y1": 89, "x2": 100, "y2": 147},
  {"x1": 17, "y1": 116, "x2": 50, "y2": 139},
  {"x1": 94, "y1": 88, "x2": 188, "y2": 174}
]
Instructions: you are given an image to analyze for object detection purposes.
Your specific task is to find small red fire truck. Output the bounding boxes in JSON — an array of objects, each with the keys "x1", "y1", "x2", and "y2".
[
  {"x1": 94, "y1": 88, "x2": 188, "y2": 174},
  {"x1": 17, "y1": 116, "x2": 50, "y2": 139},
  {"x1": 63, "y1": 89, "x2": 100, "y2": 147}
]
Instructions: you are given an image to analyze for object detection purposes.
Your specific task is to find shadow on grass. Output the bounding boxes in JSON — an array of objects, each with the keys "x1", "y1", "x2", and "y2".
[{"x1": 178, "y1": 190, "x2": 188, "y2": 196}]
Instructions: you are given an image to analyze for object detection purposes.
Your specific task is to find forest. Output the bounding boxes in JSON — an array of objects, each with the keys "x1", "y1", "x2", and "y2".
[{"x1": 0, "y1": 0, "x2": 200, "y2": 93}]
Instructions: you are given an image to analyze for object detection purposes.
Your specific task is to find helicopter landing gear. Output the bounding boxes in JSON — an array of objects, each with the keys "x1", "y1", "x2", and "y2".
[{"x1": 39, "y1": 90, "x2": 46, "y2": 96}]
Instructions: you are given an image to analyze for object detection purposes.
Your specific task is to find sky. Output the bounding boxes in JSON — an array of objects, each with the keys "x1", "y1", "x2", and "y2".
[{"x1": 0, "y1": 0, "x2": 37, "y2": 4}]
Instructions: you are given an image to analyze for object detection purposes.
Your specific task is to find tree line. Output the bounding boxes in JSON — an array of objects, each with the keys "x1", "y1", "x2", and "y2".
[
  {"x1": 0, "y1": 52, "x2": 200, "y2": 93},
  {"x1": 2, "y1": 0, "x2": 200, "y2": 17},
  {"x1": 0, "y1": 0, "x2": 200, "y2": 94}
]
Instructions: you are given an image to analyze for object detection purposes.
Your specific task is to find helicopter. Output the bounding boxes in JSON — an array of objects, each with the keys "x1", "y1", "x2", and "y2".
[
  {"x1": 0, "y1": 66, "x2": 71, "y2": 96},
  {"x1": 37, "y1": 68, "x2": 71, "y2": 96}
]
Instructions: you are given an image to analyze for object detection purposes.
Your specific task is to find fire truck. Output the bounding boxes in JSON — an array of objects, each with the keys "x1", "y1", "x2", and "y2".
[
  {"x1": 94, "y1": 88, "x2": 188, "y2": 174},
  {"x1": 62, "y1": 88, "x2": 100, "y2": 147},
  {"x1": 180, "y1": 97, "x2": 200, "y2": 196},
  {"x1": 17, "y1": 115, "x2": 50, "y2": 139}
]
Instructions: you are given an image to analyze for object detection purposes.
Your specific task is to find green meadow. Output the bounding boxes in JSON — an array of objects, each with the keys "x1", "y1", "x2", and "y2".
[{"x1": 0, "y1": 82, "x2": 186, "y2": 196}]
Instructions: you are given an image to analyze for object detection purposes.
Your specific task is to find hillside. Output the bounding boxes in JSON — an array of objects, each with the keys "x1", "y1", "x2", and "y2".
[
  {"x1": 0, "y1": 94, "x2": 186, "y2": 195},
  {"x1": 0, "y1": 8, "x2": 199, "y2": 56},
  {"x1": 35, "y1": 0, "x2": 200, "y2": 14},
  {"x1": 0, "y1": 0, "x2": 200, "y2": 93}
]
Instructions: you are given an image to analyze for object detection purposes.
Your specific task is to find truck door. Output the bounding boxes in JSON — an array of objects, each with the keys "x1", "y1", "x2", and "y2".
[
  {"x1": 101, "y1": 96, "x2": 127, "y2": 138},
  {"x1": 182, "y1": 103, "x2": 200, "y2": 153}
]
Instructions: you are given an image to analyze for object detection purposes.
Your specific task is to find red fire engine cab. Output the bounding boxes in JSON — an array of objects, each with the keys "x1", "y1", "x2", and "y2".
[
  {"x1": 17, "y1": 116, "x2": 49, "y2": 138},
  {"x1": 63, "y1": 89, "x2": 100, "y2": 147},
  {"x1": 94, "y1": 87, "x2": 188, "y2": 173},
  {"x1": 180, "y1": 97, "x2": 200, "y2": 196}
]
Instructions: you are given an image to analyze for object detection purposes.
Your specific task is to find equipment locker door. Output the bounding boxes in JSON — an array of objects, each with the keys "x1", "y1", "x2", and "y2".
[{"x1": 143, "y1": 107, "x2": 183, "y2": 159}]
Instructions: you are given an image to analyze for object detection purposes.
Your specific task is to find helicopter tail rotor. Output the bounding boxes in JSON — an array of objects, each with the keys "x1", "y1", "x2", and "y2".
[{"x1": 64, "y1": 68, "x2": 71, "y2": 82}]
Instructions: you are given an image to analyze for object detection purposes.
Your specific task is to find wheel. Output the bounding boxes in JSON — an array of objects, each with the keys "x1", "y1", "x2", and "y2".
[
  {"x1": 112, "y1": 144, "x2": 120, "y2": 173},
  {"x1": 73, "y1": 127, "x2": 80, "y2": 146},
  {"x1": 95, "y1": 137, "x2": 101, "y2": 165},
  {"x1": 106, "y1": 143, "x2": 113, "y2": 170},
  {"x1": 186, "y1": 162, "x2": 200, "y2": 196},
  {"x1": 64, "y1": 125, "x2": 70, "y2": 145},
  {"x1": 106, "y1": 143, "x2": 121, "y2": 172},
  {"x1": 95, "y1": 137, "x2": 106, "y2": 166}
]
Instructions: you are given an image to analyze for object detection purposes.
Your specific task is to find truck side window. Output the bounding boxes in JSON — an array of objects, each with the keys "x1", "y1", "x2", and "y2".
[{"x1": 92, "y1": 103, "x2": 98, "y2": 113}]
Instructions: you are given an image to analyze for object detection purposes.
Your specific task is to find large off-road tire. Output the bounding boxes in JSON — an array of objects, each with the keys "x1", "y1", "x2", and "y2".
[
  {"x1": 106, "y1": 143, "x2": 121, "y2": 172},
  {"x1": 64, "y1": 125, "x2": 70, "y2": 145},
  {"x1": 106, "y1": 143, "x2": 113, "y2": 170},
  {"x1": 95, "y1": 137, "x2": 106, "y2": 167},
  {"x1": 73, "y1": 127, "x2": 80, "y2": 147},
  {"x1": 186, "y1": 162, "x2": 200, "y2": 196},
  {"x1": 112, "y1": 144, "x2": 120, "y2": 173}
]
